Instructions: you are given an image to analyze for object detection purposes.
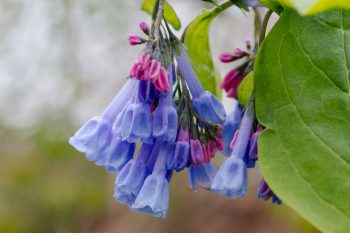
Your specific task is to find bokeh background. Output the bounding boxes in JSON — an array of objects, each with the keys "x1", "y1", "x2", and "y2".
[{"x1": 0, "y1": 0, "x2": 320, "y2": 232}]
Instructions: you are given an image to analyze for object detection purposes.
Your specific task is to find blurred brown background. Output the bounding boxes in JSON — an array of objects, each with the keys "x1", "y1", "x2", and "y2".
[{"x1": 0, "y1": 0, "x2": 319, "y2": 232}]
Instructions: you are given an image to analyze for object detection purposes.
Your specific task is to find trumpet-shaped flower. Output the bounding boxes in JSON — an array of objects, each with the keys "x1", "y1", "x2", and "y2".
[
  {"x1": 175, "y1": 43, "x2": 226, "y2": 124},
  {"x1": 69, "y1": 79, "x2": 138, "y2": 161},
  {"x1": 152, "y1": 95, "x2": 178, "y2": 142},
  {"x1": 131, "y1": 141, "x2": 171, "y2": 218},
  {"x1": 114, "y1": 143, "x2": 153, "y2": 205},
  {"x1": 167, "y1": 126, "x2": 190, "y2": 171},
  {"x1": 95, "y1": 134, "x2": 135, "y2": 174},
  {"x1": 211, "y1": 103, "x2": 255, "y2": 198},
  {"x1": 222, "y1": 101, "x2": 242, "y2": 156},
  {"x1": 188, "y1": 164, "x2": 217, "y2": 191},
  {"x1": 211, "y1": 157, "x2": 247, "y2": 198}
]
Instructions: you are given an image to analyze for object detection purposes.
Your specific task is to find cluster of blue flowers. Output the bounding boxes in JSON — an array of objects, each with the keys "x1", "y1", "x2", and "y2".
[{"x1": 69, "y1": 10, "x2": 280, "y2": 218}]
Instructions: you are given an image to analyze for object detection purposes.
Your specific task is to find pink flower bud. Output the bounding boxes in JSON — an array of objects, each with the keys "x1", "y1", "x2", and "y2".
[
  {"x1": 245, "y1": 39, "x2": 252, "y2": 50},
  {"x1": 234, "y1": 48, "x2": 245, "y2": 57},
  {"x1": 128, "y1": 33, "x2": 143, "y2": 46},
  {"x1": 139, "y1": 22, "x2": 149, "y2": 35},
  {"x1": 219, "y1": 53, "x2": 235, "y2": 63}
]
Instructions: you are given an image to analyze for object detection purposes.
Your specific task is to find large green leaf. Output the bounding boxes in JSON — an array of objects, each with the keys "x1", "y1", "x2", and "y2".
[
  {"x1": 183, "y1": 1, "x2": 233, "y2": 96},
  {"x1": 266, "y1": 0, "x2": 350, "y2": 15},
  {"x1": 255, "y1": 9, "x2": 350, "y2": 233},
  {"x1": 141, "y1": 0, "x2": 181, "y2": 30}
]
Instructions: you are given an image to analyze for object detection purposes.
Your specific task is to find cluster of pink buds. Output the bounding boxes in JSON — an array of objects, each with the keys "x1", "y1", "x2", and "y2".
[
  {"x1": 130, "y1": 52, "x2": 170, "y2": 92},
  {"x1": 127, "y1": 22, "x2": 150, "y2": 46},
  {"x1": 190, "y1": 129, "x2": 224, "y2": 166},
  {"x1": 219, "y1": 40, "x2": 254, "y2": 99}
]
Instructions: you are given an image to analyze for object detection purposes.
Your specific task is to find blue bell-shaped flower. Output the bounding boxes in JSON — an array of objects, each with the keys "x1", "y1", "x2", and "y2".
[
  {"x1": 131, "y1": 141, "x2": 171, "y2": 218},
  {"x1": 188, "y1": 164, "x2": 217, "y2": 191},
  {"x1": 211, "y1": 157, "x2": 247, "y2": 198}
]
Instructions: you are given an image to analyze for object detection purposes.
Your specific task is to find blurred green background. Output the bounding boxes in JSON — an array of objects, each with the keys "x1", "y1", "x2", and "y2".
[{"x1": 0, "y1": 0, "x2": 319, "y2": 232}]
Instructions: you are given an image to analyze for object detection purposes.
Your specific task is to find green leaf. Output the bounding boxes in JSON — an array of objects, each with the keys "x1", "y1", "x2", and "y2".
[
  {"x1": 237, "y1": 72, "x2": 254, "y2": 107},
  {"x1": 183, "y1": 1, "x2": 233, "y2": 97},
  {"x1": 259, "y1": 0, "x2": 284, "y2": 14},
  {"x1": 255, "y1": 9, "x2": 350, "y2": 232},
  {"x1": 141, "y1": 0, "x2": 181, "y2": 30},
  {"x1": 267, "y1": 0, "x2": 350, "y2": 15}
]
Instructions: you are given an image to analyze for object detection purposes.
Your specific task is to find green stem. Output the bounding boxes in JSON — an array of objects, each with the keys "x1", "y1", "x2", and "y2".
[
  {"x1": 259, "y1": 10, "x2": 273, "y2": 46},
  {"x1": 154, "y1": 0, "x2": 164, "y2": 40}
]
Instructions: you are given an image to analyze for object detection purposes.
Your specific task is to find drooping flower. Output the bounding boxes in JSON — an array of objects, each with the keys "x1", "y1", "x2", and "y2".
[
  {"x1": 175, "y1": 44, "x2": 226, "y2": 124},
  {"x1": 245, "y1": 127, "x2": 262, "y2": 168},
  {"x1": 138, "y1": 79, "x2": 158, "y2": 104},
  {"x1": 190, "y1": 139, "x2": 205, "y2": 165},
  {"x1": 222, "y1": 101, "x2": 242, "y2": 156},
  {"x1": 95, "y1": 133, "x2": 136, "y2": 174},
  {"x1": 257, "y1": 178, "x2": 282, "y2": 205},
  {"x1": 69, "y1": 78, "x2": 138, "y2": 161},
  {"x1": 188, "y1": 164, "x2": 217, "y2": 191},
  {"x1": 114, "y1": 143, "x2": 154, "y2": 205},
  {"x1": 152, "y1": 65, "x2": 178, "y2": 142},
  {"x1": 167, "y1": 121, "x2": 190, "y2": 171},
  {"x1": 211, "y1": 102, "x2": 255, "y2": 198},
  {"x1": 211, "y1": 157, "x2": 247, "y2": 198},
  {"x1": 118, "y1": 95, "x2": 153, "y2": 143},
  {"x1": 131, "y1": 141, "x2": 171, "y2": 218}
]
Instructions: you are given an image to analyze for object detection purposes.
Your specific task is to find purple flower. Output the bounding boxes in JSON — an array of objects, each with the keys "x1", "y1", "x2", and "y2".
[
  {"x1": 167, "y1": 126, "x2": 190, "y2": 171},
  {"x1": 138, "y1": 79, "x2": 157, "y2": 104},
  {"x1": 211, "y1": 157, "x2": 247, "y2": 198},
  {"x1": 192, "y1": 91, "x2": 226, "y2": 124},
  {"x1": 257, "y1": 178, "x2": 282, "y2": 205},
  {"x1": 114, "y1": 143, "x2": 153, "y2": 205},
  {"x1": 175, "y1": 44, "x2": 226, "y2": 124},
  {"x1": 69, "y1": 79, "x2": 138, "y2": 161},
  {"x1": 152, "y1": 94, "x2": 178, "y2": 143},
  {"x1": 131, "y1": 142, "x2": 171, "y2": 218},
  {"x1": 117, "y1": 96, "x2": 153, "y2": 143},
  {"x1": 188, "y1": 164, "x2": 217, "y2": 191},
  {"x1": 211, "y1": 103, "x2": 255, "y2": 198},
  {"x1": 190, "y1": 139, "x2": 205, "y2": 166},
  {"x1": 95, "y1": 134, "x2": 135, "y2": 174},
  {"x1": 222, "y1": 101, "x2": 242, "y2": 156},
  {"x1": 245, "y1": 127, "x2": 262, "y2": 168}
]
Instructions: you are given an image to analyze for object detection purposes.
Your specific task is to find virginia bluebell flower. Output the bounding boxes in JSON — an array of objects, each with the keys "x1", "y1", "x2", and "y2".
[
  {"x1": 211, "y1": 103, "x2": 255, "y2": 198},
  {"x1": 114, "y1": 143, "x2": 153, "y2": 205},
  {"x1": 138, "y1": 79, "x2": 158, "y2": 104},
  {"x1": 190, "y1": 139, "x2": 205, "y2": 166},
  {"x1": 245, "y1": 127, "x2": 262, "y2": 168},
  {"x1": 175, "y1": 44, "x2": 226, "y2": 124},
  {"x1": 95, "y1": 134, "x2": 136, "y2": 174},
  {"x1": 222, "y1": 101, "x2": 242, "y2": 156},
  {"x1": 211, "y1": 157, "x2": 247, "y2": 198},
  {"x1": 113, "y1": 85, "x2": 153, "y2": 144},
  {"x1": 188, "y1": 164, "x2": 217, "y2": 191},
  {"x1": 167, "y1": 123, "x2": 190, "y2": 171},
  {"x1": 69, "y1": 78, "x2": 138, "y2": 161},
  {"x1": 131, "y1": 141, "x2": 171, "y2": 218},
  {"x1": 258, "y1": 178, "x2": 282, "y2": 205}
]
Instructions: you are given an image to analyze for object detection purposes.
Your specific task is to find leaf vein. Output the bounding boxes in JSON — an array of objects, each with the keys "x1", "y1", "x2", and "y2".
[{"x1": 276, "y1": 31, "x2": 350, "y2": 220}]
